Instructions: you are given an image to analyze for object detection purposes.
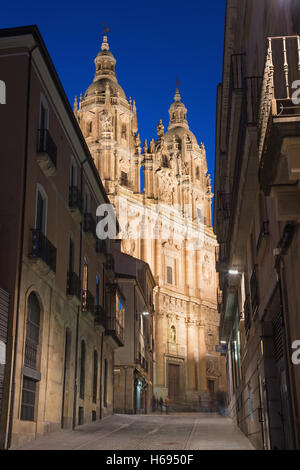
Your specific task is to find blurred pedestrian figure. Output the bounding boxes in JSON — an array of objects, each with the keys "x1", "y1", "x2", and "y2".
[
  {"x1": 152, "y1": 395, "x2": 156, "y2": 411},
  {"x1": 165, "y1": 396, "x2": 170, "y2": 414},
  {"x1": 159, "y1": 396, "x2": 163, "y2": 413}
]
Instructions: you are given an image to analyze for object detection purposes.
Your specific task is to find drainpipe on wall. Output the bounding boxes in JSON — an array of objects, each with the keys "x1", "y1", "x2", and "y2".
[
  {"x1": 99, "y1": 330, "x2": 104, "y2": 420},
  {"x1": 6, "y1": 45, "x2": 37, "y2": 449}
]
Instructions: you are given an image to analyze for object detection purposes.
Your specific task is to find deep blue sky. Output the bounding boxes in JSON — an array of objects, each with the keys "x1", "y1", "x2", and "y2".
[{"x1": 1, "y1": 0, "x2": 226, "y2": 193}]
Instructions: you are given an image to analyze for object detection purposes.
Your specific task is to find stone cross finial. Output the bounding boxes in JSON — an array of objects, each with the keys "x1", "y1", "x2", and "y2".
[{"x1": 101, "y1": 35, "x2": 109, "y2": 51}]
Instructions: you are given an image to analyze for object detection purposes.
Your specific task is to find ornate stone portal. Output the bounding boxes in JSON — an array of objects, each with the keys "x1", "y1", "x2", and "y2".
[{"x1": 75, "y1": 35, "x2": 226, "y2": 408}]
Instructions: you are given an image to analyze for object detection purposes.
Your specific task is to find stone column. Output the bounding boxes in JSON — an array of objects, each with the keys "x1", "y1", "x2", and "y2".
[
  {"x1": 198, "y1": 321, "x2": 207, "y2": 391},
  {"x1": 155, "y1": 312, "x2": 165, "y2": 388},
  {"x1": 186, "y1": 319, "x2": 196, "y2": 392}
]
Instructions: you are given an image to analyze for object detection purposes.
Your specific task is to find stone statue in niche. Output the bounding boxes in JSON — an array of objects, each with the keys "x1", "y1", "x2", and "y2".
[
  {"x1": 202, "y1": 254, "x2": 212, "y2": 281},
  {"x1": 170, "y1": 325, "x2": 176, "y2": 343},
  {"x1": 206, "y1": 356, "x2": 220, "y2": 378}
]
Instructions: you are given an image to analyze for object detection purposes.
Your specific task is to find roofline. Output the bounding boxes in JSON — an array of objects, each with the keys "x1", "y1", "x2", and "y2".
[{"x1": 0, "y1": 24, "x2": 119, "y2": 230}]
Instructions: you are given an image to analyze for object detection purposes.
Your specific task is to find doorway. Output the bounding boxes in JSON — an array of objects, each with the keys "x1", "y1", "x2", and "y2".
[
  {"x1": 61, "y1": 328, "x2": 71, "y2": 428},
  {"x1": 168, "y1": 363, "x2": 180, "y2": 401}
]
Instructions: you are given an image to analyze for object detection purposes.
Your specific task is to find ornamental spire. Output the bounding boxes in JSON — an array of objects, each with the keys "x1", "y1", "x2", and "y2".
[
  {"x1": 93, "y1": 31, "x2": 117, "y2": 82},
  {"x1": 168, "y1": 86, "x2": 189, "y2": 130}
]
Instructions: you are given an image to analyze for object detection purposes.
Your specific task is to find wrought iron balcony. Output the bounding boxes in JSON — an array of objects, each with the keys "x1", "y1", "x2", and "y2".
[
  {"x1": 258, "y1": 35, "x2": 300, "y2": 160},
  {"x1": 30, "y1": 229, "x2": 56, "y2": 273},
  {"x1": 106, "y1": 316, "x2": 124, "y2": 346},
  {"x1": 250, "y1": 265, "x2": 259, "y2": 316},
  {"x1": 82, "y1": 289, "x2": 94, "y2": 314},
  {"x1": 37, "y1": 129, "x2": 57, "y2": 176},
  {"x1": 83, "y1": 213, "x2": 96, "y2": 236},
  {"x1": 66, "y1": 271, "x2": 81, "y2": 301}
]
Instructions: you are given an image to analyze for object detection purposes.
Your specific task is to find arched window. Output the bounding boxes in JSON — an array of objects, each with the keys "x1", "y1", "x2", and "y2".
[
  {"x1": 21, "y1": 292, "x2": 41, "y2": 421},
  {"x1": 196, "y1": 166, "x2": 200, "y2": 180},
  {"x1": 80, "y1": 340, "x2": 86, "y2": 399}
]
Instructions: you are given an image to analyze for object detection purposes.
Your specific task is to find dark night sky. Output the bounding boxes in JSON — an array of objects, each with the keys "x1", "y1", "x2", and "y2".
[{"x1": 0, "y1": 0, "x2": 226, "y2": 195}]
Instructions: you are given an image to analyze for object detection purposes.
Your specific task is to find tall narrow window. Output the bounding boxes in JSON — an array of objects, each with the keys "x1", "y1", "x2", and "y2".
[
  {"x1": 121, "y1": 171, "x2": 128, "y2": 186},
  {"x1": 24, "y1": 293, "x2": 41, "y2": 370},
  {"x1": 70, "y1": 157, "x2": 77, "y2": 187},
  {"x1": 39, "y1": 95, "x2": 49, "y2": 130},
  {"x1": 96, "y1": 276, "x2": 100, "y2": 306},
  {"x1": 93, "y1": 350, "x2": 98, "y2": 404},
  {"x1": 68, "y1": 238, "x2": 74, "y2": 273},
  {"x1": 196, "y1": 166, "x2": 200, "y2": 180},
  {"x1": 35, "y1": 186, "x2": 47, "y2": 234},
  {"x1": 167, "y1": 266, "x2": 173, "y2": 284},
  {"x1": 82, "y1": 258, "x2": 89, "y2": 311},
  {"x1": 80, "y1": 340, "x2": 86, "y2": 399},
  {"x1": 84, "y1": 188, "x2": 91, "y2": 213},
  {"x1": 104, "y1": 359, "x2": 108, "y2": 407},
  {"x1": 21, "y1": 292, "x2": 41, "y2": 421}
]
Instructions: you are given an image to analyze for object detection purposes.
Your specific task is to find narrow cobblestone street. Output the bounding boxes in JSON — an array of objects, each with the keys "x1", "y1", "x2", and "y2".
[{"x1": 15, "y1": 413, "x2": 255, "y2": 450}]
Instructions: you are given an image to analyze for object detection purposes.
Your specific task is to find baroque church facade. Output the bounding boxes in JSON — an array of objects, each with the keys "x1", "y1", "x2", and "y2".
[{"x1": 74, "y1": 35, "x2": 226, "y2": 407}]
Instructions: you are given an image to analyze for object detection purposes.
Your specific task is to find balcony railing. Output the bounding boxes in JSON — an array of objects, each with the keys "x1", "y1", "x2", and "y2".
[
  {"x1": 82, "y1": 289, "x2": 94, "y2": 314},
  {"x1": 258, "y1": 35, "x2": 300, "y2": 159},
  {"x1": 66, "y1": 271, "x2": 81, "y2": 301},
  {"x1": 37, "y1": 129, "x2": 57, "y2": 168},
  {"x1": 30, "y1": 229, "x2": 56, "y2": 273},
  {"x1": 69, "y1": 186, "x2": 83, "y2": 213},
  {"x1": 250, "y1": 265, "x2": 259, "y2": 316},
  {"x1": 83, "y1": 213, "x2": 96, "y2": 238},
  {"x1": 106, "y1": 315, "x2": 124, "y2": 345}
]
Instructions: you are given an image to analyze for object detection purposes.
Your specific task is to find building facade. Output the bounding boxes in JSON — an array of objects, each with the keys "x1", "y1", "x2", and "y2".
[
  {"x1": 113, "y1": 241, "x2": 155, "y2": 414},
  {"x1": 214, "y1": 0, "x2": 300, "y2": 450},
  {"x1": 0, "y1": 26, "x2": 125, "y2": 449},
  {"x1": 76, "y1": 35, "x2": 226, "y2": 409}
]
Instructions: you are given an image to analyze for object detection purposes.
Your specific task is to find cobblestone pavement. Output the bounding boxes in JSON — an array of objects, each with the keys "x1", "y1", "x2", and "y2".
[{"x1": 15, "y1": 413, "x2": 255, "y2": 450}]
